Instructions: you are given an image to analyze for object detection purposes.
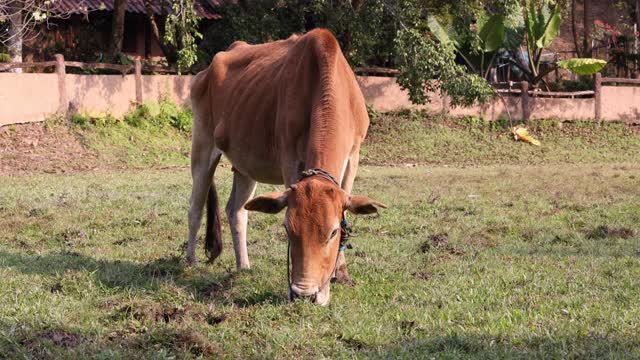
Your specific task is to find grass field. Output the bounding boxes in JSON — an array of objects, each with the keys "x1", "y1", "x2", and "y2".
[{"x1": 1, "y1": 112, "x2": 639, "y2": 358}]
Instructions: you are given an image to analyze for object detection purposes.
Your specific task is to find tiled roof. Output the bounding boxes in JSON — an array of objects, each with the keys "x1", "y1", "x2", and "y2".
[{"x1": 52, "y1": 0, "x2": 222, "y2": 20}]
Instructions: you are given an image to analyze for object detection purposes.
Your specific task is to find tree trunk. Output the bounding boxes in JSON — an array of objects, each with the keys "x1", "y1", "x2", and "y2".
[
  {"x1": 571, "y1": 0, "x2": 582, "y2": 58},
  {"x1": 109, "y1": 0, "x2": 127, "y2": 58},
  {"x1": 7, "y1": 1, "x2": 23, "y2": 73},
  {"x1": 636, "y1": 0, "x2": 640, "y2": 31},
  {"x1": 583, "y1": 0, "x2": 592, "y2": 57},
  {"x1": 144, "y1": 0, "x2": 175, "y2": 61}
]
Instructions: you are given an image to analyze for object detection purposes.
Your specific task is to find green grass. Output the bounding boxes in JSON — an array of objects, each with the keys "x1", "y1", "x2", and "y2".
[
  {"x1": 77, "y1": 124, "x2": 191, "y2": 168},
  {"x1": 66, "y1": 108, "x2": 640, "y2": 170},
  {"x1": 2, "y1": 110, "x2": 639, "y2": 357},
  {"x1": 362, "y1": 110, "x2": 640, "y2": 166},
  {"x1": 1, "y1": 163, "x2": 639, "y2": 358}
]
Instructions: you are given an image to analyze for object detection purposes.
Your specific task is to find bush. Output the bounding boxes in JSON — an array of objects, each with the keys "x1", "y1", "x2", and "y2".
[
  {"x1": 124, "y1": 99, "x2": 192, "y2": 132},
  {"x1": 70, "y1": 113, "x2": 90, "y2": 127},
  {"x1": 73, "y1": 99, "x2": 192, "y2": 132},
  {"x1": 0, "y1": 53, "x2": 11, "y2": 63},
  {"x1": 71, "y1": 113, "x2": 119, "y2": 127}
]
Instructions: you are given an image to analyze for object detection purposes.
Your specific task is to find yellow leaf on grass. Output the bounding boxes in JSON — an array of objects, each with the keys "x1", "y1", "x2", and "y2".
[{"x1": 512, "y1": 126, "x2": 541, "y2": 146}]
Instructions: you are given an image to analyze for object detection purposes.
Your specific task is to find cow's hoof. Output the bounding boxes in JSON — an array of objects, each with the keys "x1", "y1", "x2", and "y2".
[
  {"x1": 334, "y1": 268, "x2": 356, "y2": 287},
  {"x1": 186, "y1": 255, "x2": 197, "y2": 266}
]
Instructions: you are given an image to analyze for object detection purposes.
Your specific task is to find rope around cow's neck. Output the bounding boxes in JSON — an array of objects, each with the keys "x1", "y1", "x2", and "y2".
[{"x1": 286, "y1": 168, "x2": 351, "y2": 301}]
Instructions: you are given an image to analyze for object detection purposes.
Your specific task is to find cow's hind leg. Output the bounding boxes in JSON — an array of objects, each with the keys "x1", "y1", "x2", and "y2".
[
  {"x1": 335, "y1": 152, "x2": 360, "y2": 286},
  {"x1": 187, "y1": 145, "x2": 222, "y2": 265},
  {"x1": 225, "y1": 170, "x2": 257, "y2": 270}
]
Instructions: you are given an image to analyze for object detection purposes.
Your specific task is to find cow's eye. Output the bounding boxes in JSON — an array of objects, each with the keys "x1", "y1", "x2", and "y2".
[{"x1": 329, "y1": 228, "x2": 339, "y2": 239}]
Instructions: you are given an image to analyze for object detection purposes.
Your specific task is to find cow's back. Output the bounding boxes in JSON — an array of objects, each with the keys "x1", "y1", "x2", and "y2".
[{"x1": 191, "y1": 29, "x2": 368, "y2": 184}]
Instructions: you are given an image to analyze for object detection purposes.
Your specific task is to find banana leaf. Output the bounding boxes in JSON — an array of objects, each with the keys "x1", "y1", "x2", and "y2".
[{"x1": 557, "y1": 58, "x2": 607, "y2": 75}]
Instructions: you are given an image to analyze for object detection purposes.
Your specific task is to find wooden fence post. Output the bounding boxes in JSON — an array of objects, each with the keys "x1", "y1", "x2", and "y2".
[
  {"x1": 134, "y1": 58, "x2": 143, "y2": 104},
  {"x1": 54, "y1": 54, "x2": 68, "y2": 114},
  {"x1": 520, "y1": 81, "x2": 529, "y2": 122},
  {"x1": 594, "y1": 72, "x2": 602, "y2": 121}
]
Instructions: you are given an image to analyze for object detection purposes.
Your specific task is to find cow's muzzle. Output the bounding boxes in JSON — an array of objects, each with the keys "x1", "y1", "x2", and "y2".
[{"x1": 289, "y1": 283, "x2": 329, "y2": 305}]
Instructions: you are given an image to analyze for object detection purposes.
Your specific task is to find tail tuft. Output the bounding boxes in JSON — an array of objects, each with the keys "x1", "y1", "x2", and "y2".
[{"x1": 205, "y1": 184, "x2": 222, "y2": 263}]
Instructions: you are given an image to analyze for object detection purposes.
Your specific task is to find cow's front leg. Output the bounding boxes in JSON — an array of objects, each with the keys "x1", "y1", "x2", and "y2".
[
  {"x1": 334, "y1": 217, "x2": 355, "y2": 286},
  {"x1": 334, "y1": 152, "x2": 360, "y2": 286},
  {"x1": 226, "y1": 170, "x2": 257, "y2": 270}
]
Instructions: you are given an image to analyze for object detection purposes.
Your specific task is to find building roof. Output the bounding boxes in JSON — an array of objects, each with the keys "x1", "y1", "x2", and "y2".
[{"x1": 53, "y1": 0, "x2": 223, "y2": 20}]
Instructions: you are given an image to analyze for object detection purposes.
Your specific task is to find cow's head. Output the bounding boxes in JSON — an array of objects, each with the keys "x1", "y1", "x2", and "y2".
[{"x1": 244, "y1": 177, "x2": 386, "y2": 305}]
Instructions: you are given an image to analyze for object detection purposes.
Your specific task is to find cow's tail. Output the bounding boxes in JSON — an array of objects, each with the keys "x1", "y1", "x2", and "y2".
[{"x1": 205, "y1": 182, "x2": 222, "y2": 263}]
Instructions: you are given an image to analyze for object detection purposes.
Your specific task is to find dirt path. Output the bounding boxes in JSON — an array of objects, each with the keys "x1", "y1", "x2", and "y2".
[{"x1": 0, "y1": 122, "x2": 100, "y2": 175}]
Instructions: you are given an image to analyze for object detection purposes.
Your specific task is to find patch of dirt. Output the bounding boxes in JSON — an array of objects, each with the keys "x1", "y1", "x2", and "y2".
[
  {"x1": 112, "y1": 327, "x2": 217, "y2": 357},
  {"x1": 206, "y1": 313, "x2": 227, "y2": 325},
  {"x1": 337, "y1": 334, "x2": 369, "y2": 350},
  {"x1": 447, "y1": 246, "x2": 466, "y2": 256},
  {"x1": 0, "y1": 122, "x2": 99, "y2": 175},
  {"x1": 354, "y1": 250, "x2": 368, "y2": 258},
  {"x1": 587, "y1": 225, "x2": 635, "y2": 240},
  {"x1": 143, "y1": 256, "x2": 184, "y2": 278},
  {"x1": 420, "y1": 233, "x2": 449, "y2": 253},
  {"x1": 468, "y1": 231, "x2": 498, "y2": 248},
  {"x1": 199, "y1": 272, "x2": 236, "y2": 299},
  {"x1": 22, "y1": 329, "x2": 83, "y2": 349},
  {"x1": 112, "y1": 299, "x2": 227, "y2": 330},
  {"x1": 411, "y1": 271, "x2": 433, "y2": 280},
  {"x1": 50, "y1": 282, "x2": 63, "y2": 294},
  {"x1": 430, "y1": 233, "x2": 449, "y2": 247}
]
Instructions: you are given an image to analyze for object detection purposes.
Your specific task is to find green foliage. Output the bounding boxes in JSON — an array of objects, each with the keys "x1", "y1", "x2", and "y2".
[
  {"x1": 70, "y1": 113, "x2": 90, "y2": 127},
  {"x1": 70, "y1": 99, "x2": 192, "y2": 132},
  {"x1": 124, "y1": 99, "x2": 193, "y2": 132},
  {"x1": 200, "y1": 0, "x2": 398, "y2": 68},
  {"x1": 395, "y1": 29, "x2": 495, "y2": 106},
  {"x1": 164, "y1": 0, "x2": 203, "y2": 71},
  {"x1": 557, "y1": 58, "x2": 607, "y2": 75},
  {"x1": 0, "y1": 53, "x2": 11, "y2": 62},
  {"x1": 533, "y1": 4, "x2": 562, "y2": 49},
  {"x1": 70, "y1": 113, "x2": 119, "y2": 127},
  {"x1": 477, "y1": 14, "x2": 505, "y2": 52}
]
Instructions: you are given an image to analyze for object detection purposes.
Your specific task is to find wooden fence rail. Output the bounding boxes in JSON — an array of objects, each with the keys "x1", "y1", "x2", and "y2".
[{"x1": 0, "y1": 56, "x2": 178, "y2": 75}]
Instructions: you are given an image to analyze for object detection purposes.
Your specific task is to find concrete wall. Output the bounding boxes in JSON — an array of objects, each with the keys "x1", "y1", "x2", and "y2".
[
  {"x1": 2, "y1": 73, "x2": 640, "y2": 126},
  {"x1": 141, "y1": 75, "x2": 192, "y2": 106},
  {"x1": 67, "y1": 74, "x2": 137, "y2": 117},
  {"x1": 601, "y1": 86, "x2": 640, "y2": 122},
  {"x1": 0, "y1": 74, "x2": 59, "y2": 126}
]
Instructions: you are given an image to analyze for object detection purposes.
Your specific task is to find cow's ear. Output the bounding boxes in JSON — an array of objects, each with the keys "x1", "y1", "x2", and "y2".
[
  {"x1": 346, "y1": 195, "x2": 388, "y2": 215},
  {"x1": 244, "y1": 191, "x2": 289, "y2": 214}
]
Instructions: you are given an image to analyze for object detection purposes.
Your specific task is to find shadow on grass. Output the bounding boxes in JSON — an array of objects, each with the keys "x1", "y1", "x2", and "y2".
[{"x1": 0, "y1": 250, "x2": 288, "y2": 307}]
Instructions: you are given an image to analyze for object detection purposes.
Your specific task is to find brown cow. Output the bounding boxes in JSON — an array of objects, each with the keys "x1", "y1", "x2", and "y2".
[{"x1": 187, "y1": 29, "x2": 386, "y2": 305}]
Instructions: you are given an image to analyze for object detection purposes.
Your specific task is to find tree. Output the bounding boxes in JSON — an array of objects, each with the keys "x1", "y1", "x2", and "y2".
[
  {"x1": 143, "y1": 0, "x2": 202, "y2": 71},
  {"x1": 108, "y1": 0, "x2": 127, "y2": 59},
  {"x1": 571, "y1": 0, "x2": 593, "y2": 58},
  {"x1": 3, "y1": 1, "x2": 23, "y2": 71},
  {"x1": 164, "y1": 0, "x2": 202, "y2": 71},
  {"x1": 582, "y1": 0, "x2": 591, "y2": 56},
  {"x1": 0, "y1": 0, "x2": 75, "y2": 71}
]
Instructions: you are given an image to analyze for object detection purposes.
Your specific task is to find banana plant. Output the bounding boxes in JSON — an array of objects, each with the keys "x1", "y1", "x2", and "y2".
[
  {"x1": 428, "y1": 1, "x2": 606, "y2": 88},
  {"x1": 516, "y1": 0, "x2": 605, "y2": 88},
  {"x1": 427, "y1": 13, "x2": 506, "y2": 79}
]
